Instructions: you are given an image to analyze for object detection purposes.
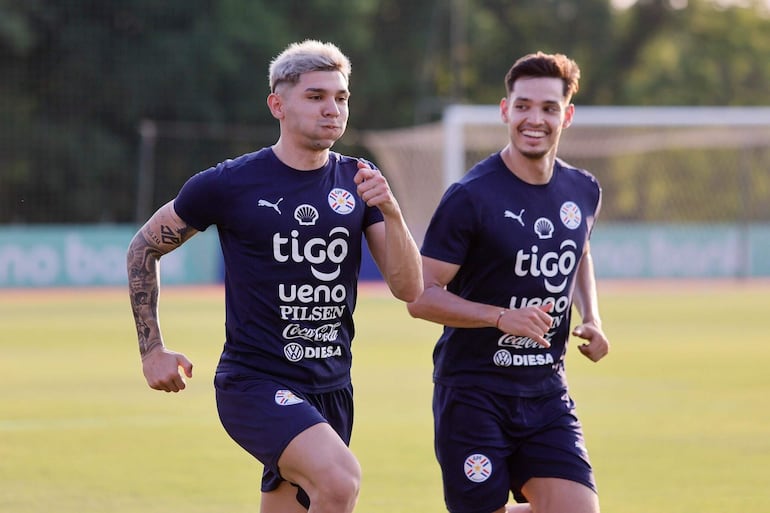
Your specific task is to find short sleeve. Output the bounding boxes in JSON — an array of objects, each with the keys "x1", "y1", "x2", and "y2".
[
  {"x1": 173, "y1": 165, "x2": 225, "y2": 231},
  {"x1": 420, "y1": 184, "x2": 477, "y2": 266}
]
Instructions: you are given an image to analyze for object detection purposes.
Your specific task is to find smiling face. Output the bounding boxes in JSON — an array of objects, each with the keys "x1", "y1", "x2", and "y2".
[
  {"x1": 268, "y1": 70, "x2": 350, "y2": 153},
  {"x1": 500, "y1": 76, "x2": 574, "y2": 161}
]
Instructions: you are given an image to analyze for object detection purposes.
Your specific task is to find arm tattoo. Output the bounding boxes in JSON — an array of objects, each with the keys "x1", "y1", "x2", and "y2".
[
  {"x1": 127, "y1": 234, "x2": 163, "y2": 358},
  {"x1": 160, "y1": 224, "x2": 181, "y2": 245},
  {"x1": 127, "y1": 217, "x2": 193, "y2": 358}
]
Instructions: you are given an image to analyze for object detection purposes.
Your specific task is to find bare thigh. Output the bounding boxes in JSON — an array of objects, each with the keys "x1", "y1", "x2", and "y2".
[
  {"x1": 522, "y1": 477, "x2": 599, "y2": 513},
  {"x1": 264, "y1": 422, "x2": 361, "y2": 513}
]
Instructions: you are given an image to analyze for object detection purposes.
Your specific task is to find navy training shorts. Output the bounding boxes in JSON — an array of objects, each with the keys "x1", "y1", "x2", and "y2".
[
  {"x1": 433, "y1": 384, "x2": 596, "y2": 513},
  {"x1": 214, "y1": 372, "x2": 354, "y2": 495}
]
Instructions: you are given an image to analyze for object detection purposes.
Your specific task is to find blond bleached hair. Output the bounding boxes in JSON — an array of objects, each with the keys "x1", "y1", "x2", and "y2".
[{"x1": 268, "y1": 40, "x2": 352, "y2": 92}]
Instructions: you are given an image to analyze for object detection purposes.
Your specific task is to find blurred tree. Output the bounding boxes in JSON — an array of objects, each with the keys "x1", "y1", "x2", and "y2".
[
  {"x1": 595, "y1": 0, "x2": 679, "y2": 104},
  {"x1": 345, "y1": 0, "x2": 438, "y2": 128},
  {"x1": 464, "y1": 0, "x2": 617, "y2": 104},
  {"x1": 622, "y1": 0, "x2": 770, "y2": 104},
  {"x1": 1, "y1": 0, "x2": 769, "y2": 223}
]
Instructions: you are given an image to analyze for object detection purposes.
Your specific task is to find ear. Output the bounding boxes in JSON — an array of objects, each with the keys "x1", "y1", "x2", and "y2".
[
  {"x1": 267, "y1": 92, "x2": 284, "y2": 120},
  {"x1": 562, "y1": 103, "x2": 575, "y2": 129},
  {"x1": 499, "y1": 97, "x2": 509, "y2": 123}
]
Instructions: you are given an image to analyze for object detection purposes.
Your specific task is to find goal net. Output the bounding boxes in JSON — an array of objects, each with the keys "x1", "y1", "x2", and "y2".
[{"x1": 361, "y1": 106, "x2": 770, "y2": 247}]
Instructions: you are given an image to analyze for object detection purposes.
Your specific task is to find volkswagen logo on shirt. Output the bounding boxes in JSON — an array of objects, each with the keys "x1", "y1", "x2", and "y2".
[{"x1": 284, "y1": 342, "x2": 304, "y2": 362}]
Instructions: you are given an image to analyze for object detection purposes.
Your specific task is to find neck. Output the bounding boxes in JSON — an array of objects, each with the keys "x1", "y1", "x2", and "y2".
[
  {"x1": 272, "y1": 140, "x2": 330, "y2": 170},
  {"x1": 500, "y1": 145, "x2": 554, "y2": 185}
]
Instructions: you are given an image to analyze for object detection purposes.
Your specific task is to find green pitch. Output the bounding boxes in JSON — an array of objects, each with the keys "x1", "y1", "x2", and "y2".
[{"x1": 1, "y1": 282, "x2": 769, "y2": 513}]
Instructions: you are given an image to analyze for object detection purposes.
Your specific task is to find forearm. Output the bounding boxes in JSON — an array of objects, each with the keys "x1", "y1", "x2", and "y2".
[
  {"x1": 126, "y1": 201, "x2": 196, "y2": 358},
  {"x1": 408, "y1": 284, "x2": 502, "y2": 328},
  {"x1": 127, "y1": 230, "x2": 164, "y2": 358},
  {"x1": 378, "y1": 212, "x2": 423, "y2": 302},
  {"x1": 573, "y1": 251, "x2": 601, "y2": 327}
]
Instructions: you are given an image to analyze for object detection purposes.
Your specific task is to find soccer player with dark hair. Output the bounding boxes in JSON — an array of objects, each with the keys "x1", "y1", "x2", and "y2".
[{"x1": 408, "y1": 51, "x2": 610, "y2": 513}]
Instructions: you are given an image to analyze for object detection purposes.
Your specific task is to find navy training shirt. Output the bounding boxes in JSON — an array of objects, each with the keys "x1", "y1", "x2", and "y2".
[
  {"x1": 421, "y1": 152, "x2": 601, "y2": 397},
  {"x1": 174, "y1": 148, "x2": 384, "y2": 393}
]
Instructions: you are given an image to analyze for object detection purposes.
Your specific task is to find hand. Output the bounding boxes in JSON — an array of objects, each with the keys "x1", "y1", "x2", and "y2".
[
  {"x1": 497, "y1": 303, "x2": 554, "y2": 348},
  {"x1": 354, "y1": 160, "x2": 398, "y2": 216},
  {"x1": 572, "y1": 322, "x2": 609, "y2": 362},
  {"x1": 142, "y1": 347, "x2": 194, "y2": 392}
]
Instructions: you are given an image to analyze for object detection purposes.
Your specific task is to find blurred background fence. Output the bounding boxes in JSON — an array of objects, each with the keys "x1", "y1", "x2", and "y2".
[
  {"x1": 362, "y1": 105, "x2": 770, "y2": 279},
  {"x1": 3, "y1": 104, "x2": 769, "y2": 287},
  {"x1": 363, "y1": 106, "x2": 770, "y2": 242},
  {"x1": 2, "y1": 0, "x2": 770, "y2": 286}
]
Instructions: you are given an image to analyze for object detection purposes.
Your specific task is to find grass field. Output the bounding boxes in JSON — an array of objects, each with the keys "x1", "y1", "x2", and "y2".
[{"x1": 1, "y1": 280, "x2": 769, "y2": 513}]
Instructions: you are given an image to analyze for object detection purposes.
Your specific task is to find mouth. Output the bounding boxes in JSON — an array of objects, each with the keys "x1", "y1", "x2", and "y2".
[{"x1": 521, "y1": 128, "x2": 547, "y2": 139}]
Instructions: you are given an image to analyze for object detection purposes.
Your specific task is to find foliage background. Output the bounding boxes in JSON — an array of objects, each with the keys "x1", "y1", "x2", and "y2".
[{"x1": 1, "y1": 0, "x2": 770, "y2": 223}]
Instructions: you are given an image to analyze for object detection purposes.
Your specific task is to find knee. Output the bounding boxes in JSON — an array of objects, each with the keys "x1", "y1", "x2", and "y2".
[
  {"x1": 311, "y1": 459, "x2": 361, "y2": 512},
  {"x1": 328, "y1": 461, "x2": 362, "y2": 503}
]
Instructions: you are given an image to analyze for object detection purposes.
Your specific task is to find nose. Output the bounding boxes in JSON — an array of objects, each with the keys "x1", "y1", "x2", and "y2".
[
  {"x1": 528, "y1": 109, "x2": 546, "y2": 125},
  {"x1": 323, "y1": 98, "x2": 340, "y2": 117}
]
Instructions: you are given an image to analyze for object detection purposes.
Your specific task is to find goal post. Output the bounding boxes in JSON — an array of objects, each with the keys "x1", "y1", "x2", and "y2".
[
  {"x1": 443, "y1": 104, "x2": 770, "y2": 188},
  {"x1": 361, "y1": 105, "x2": 770, "y2": 278}
]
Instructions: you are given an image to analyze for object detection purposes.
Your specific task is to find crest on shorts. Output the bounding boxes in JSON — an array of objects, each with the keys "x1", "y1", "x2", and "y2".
[
  {"x1": 464, "y1": 453, "x2": 492, "y2": 483},
  {"x1": 274, "y1": 389, "x2": 304, "y2": 406}
]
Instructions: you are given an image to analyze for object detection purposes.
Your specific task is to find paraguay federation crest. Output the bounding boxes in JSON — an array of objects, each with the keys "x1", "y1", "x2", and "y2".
[
  {"x1": 560, "y1": 201, "x2": 582, "y2": 230},
  {"x1": 464, "y1": 453, "x2": 493, "y2": 483},
  {"x1": 274, "y1": 389, "x2": 304, "y2": 406},
  {"x1": 328, "y1": 188, "x2": 356, "y2": 214}
]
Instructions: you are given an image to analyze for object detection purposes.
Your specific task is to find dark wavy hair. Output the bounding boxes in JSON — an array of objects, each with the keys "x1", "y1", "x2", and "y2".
[{"x1": 504, "y1": 52, "x2": 581, "y2": 101}]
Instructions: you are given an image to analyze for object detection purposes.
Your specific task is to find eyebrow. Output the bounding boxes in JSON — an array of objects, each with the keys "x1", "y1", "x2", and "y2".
[
  {"x1": 304, "y1": 87, "x2": 350, "y2": 95},
  {"x1": 513, "y1": 96, "x2": 562, "y2": 106}
]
